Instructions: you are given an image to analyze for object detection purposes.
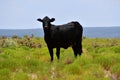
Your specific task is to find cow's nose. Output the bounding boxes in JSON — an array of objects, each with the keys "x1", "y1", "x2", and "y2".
[{"x1": 44, "y1": 26, "x2": 49, "y2": 29}]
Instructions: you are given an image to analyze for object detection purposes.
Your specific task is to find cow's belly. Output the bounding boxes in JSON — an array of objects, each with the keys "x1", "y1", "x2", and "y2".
[{"x1": 52, "y1": 41, "x2": 76, "y2": 49}]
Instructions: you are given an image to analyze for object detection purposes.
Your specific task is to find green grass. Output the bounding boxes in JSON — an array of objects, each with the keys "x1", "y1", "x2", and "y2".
[{"x1": 0, "y1": 37, "x2": 120, "y2": 80}]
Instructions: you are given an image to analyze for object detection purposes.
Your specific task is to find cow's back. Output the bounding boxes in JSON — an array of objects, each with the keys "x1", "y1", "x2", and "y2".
[{"x1": 50, "y1": 21, "x2": 83, "y2": 48}]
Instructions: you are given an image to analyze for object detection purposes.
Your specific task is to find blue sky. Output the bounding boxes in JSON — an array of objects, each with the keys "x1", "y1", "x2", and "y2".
[{"x1": 0, "y1": 0, "x2": 120, "y2": 29}]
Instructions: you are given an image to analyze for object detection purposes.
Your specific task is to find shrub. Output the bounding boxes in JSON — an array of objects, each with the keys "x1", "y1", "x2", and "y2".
[
  {"x1": 18, "y1": 37, "x2": 42, "y2": 48},
  {"x1": 106, "y1": 39, "x2": 118, "y2": 47},
  {"x1": 0, "y1": 39, "x2": 18, "y2": 48},
  {"x1": 12, "y1": 35, "x2": 19, "y2": 39},
  {"x1": 1, "y1": 36, "x2": 7, "y2": 39}
]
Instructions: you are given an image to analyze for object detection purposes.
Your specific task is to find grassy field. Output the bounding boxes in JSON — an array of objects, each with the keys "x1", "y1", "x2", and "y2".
[{"x1": 0, "y1": 36, "x2": 120, "y2": 80}]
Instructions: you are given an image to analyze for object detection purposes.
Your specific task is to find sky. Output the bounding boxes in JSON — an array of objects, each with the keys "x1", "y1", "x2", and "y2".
[{"x1": 0, "y1": 0, "x2": 120, "y2": 29}]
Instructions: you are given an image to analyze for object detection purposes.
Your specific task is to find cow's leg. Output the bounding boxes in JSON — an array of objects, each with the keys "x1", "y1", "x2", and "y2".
[
  {"x1": 48, "y1": 47, "x2": 54, "y2": 61},
  {"x1": 56, "y1": 47, "x2": 60, "y2": 60},
  {"x1": 72, "y1": 46, "x2": 78, "y2": 57},
  {"x1": 77, "y1": 45, "x2": 82, "y2": 56},
  {"x1": 77, "y1": 41, "x2": 82, "y2": 55}
]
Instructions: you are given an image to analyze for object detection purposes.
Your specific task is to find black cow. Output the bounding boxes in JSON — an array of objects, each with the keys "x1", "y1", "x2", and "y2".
[{"x1": 37, "y1": 16, "x2": 83, "y2": 61}]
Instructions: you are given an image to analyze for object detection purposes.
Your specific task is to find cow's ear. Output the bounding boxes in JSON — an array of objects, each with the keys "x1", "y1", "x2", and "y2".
[
  {"x1": 50, "y1": 18, "x2": 55, "y2": 22},
  {"x1": 37, "y1": 18, "x2": 43, "y2": 22}
]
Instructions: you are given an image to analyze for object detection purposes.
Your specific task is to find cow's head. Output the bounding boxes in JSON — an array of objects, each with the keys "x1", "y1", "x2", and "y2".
[{"x1": 37, "y1": 16, "x2": 55, "y2": 29}]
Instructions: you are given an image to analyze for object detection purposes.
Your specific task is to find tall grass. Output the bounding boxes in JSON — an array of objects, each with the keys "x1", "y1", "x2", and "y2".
[{"x1": 0, "y1": 37, "x2": 120, "y2": 80}]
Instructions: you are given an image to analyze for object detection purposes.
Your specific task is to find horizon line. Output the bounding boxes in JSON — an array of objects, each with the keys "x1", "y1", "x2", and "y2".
[{"x1": 0, "y1": 26, "x2": 120, "y2": 29}]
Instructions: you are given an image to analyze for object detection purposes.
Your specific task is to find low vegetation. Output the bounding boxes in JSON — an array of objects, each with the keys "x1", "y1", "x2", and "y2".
[{"x1": 0, "y1": 35, "x2": 120, "y2": 80}]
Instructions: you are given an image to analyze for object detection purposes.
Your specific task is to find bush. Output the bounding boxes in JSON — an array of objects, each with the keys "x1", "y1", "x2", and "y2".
[
  {"x1": 18, "y1": 37, "x2": 42, "y2": 48},
  {"x1": 12, "y1": 35, "x2": 19, "y2": 39},
  {"x1": 0, "y1": 39, "x2": 18, "y2": 48}
]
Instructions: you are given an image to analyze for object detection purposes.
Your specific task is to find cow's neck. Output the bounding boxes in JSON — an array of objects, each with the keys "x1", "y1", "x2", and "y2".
[
  {"x1": 44, "y1": 29, "x2": 52, "y2": 44},
  {"x1": 44, "y1": 29, "x2": 51, "y2": 36},
  {"x1": 43, "y1": 25, "x2": 52, "y2": 41}
]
